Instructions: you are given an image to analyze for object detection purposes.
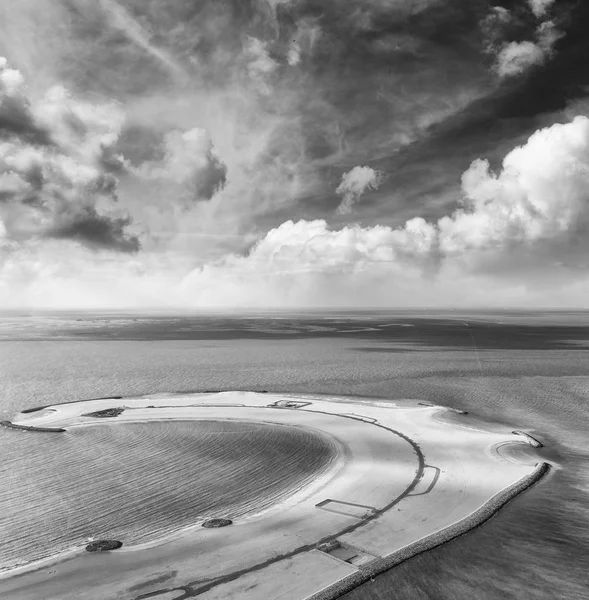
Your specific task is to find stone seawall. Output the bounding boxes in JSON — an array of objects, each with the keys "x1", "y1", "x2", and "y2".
[
  {"x1": 0, "y1": 421, "x2": 66, "y2": 433},
  {"x1": 513, "y1": 430, "x2": 543, "y2": 448}
]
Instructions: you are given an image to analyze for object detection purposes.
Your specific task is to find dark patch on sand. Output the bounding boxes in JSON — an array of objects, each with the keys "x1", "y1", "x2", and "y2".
[
  {"x1": 82, "y1": 407, "x2": 125, "y2": 418},
  {"x1": 128, "y1": 571, "x2": 178, "y2": 592}
]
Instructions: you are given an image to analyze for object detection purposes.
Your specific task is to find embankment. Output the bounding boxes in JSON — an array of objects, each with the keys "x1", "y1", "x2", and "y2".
[
  {"x1": 513, "y1": 430, "x2": 543, "y2": 448},
  {"x1": 0, "y1": 421, "x2": 66, "y2": 433},
  {"x1": 310, "y1": 462, "x2": 551, "y2": 600}
]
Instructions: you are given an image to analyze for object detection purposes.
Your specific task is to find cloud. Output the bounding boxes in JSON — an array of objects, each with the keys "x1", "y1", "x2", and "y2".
[
  {"x1": 0, "y1": 241, "x2": 180, "y2": 309},
  {"x1": 4, "y1": 115, "x2": 589, "y2": 309},
  {"x1": 287, "y1": 42, "x2": 301, "y2": 66},
  {"x1": 0, "y1": 57, "x2": 139, "y2": 252},
  {"x1": 528, "y1": 0, "x2": 555, "y2": 19},
  {"x1": 438, "y1": 116, "x2": 589, "y2": 262},
  {"x1": 493, "y1": 20, "x2": 561, "y2": 78},
  {"x1": 243, "y1": 37, "x2": 278, "y2": 95},
  {"x1": 494, "y1": 40, "x2": 543, "y2": 78},
  {"x1": 136, "y1": 127, "x2": 227, "y2": 202},
  {"x1": 482, "y1": 1, "x2": 563, "y2": 80},
  {"x1": 0, "y1": 57, "x2": 24, "y2": 95},
  {"x1": 176, "y1": 115, "x2": 589, "y2": 306},
  {"x1": 1, "y1": 1, "x2": 589, "y2": 309},
  {"x1": 335, "y1": 166, "x2": 385, "y2": 214},
  {"x1": 47, "y1": 208, "x2": 139, "y2": 252},
  {"x1": 386, "y1": 115, "x2": 589, "y2": 269},
  {"x1": 97, "y1": 0, "x2": 187, "y2": 83},
  {"x1": 0, "y1": 57, "x2": 54, "y2": 146}
]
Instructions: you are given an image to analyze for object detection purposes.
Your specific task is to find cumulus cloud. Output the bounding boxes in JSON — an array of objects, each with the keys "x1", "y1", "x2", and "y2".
[
  {"x1": 176, "y1": 115, "x2": 589, "y2": 306},
  {"x1": 441, "y1": 116, "x2": 589, "y2": 258},
  {"x1": 5, "y1": 115, "x2": 589, "y2": 308},
  {"x1": 0, "y1": 59, "x2": 139, "y2": 253},
  {"x1": 388, "y1": 115, "x2": 589, "y2": 268},
  {"x1": 335, "y1": 166, "x2": 385, "y2": 214}
]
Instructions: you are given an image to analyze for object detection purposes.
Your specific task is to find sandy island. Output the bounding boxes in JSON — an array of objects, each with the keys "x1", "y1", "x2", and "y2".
[{"x1": 0, "y1": 391, "x2": 548, "y2": 600}]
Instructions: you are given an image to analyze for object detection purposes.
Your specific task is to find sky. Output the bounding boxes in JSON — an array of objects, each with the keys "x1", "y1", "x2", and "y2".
[{"x1": 1, "y1": 0, "x2": 589, "y2": 309}]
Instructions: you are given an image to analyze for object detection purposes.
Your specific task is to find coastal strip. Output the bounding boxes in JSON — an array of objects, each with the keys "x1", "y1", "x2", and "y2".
[
  {"x1": 308, "y1": 461, "x2": 551, "y2": 600},
  {"x1": 0, "y1": 421, "x2": 66, "y2": 433}
]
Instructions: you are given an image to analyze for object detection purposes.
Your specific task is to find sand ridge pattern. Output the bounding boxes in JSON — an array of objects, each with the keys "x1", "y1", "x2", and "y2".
[{"x1": 0, "y1": 419, "x2": 337, "y2": 571}]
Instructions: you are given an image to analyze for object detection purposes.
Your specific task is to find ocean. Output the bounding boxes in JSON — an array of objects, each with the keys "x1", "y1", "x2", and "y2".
[{"x1": 0, "y1": 310, "x2": 588, "y2": 599}]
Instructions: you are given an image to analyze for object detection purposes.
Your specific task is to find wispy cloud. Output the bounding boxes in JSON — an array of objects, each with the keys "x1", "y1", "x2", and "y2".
[
  {"x1": 97, "y1": 0, "x2": 188, "y2": 82},
  {"x1": 335, "y1": 166, "x2": 385, "y2": 214}
]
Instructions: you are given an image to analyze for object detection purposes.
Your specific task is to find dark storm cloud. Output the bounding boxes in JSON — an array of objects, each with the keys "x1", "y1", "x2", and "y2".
[
  {"x1": 0, "y1": 97, "x2": 54, "y2": 147},
  {"x1": 48, "y1": 207, "x2": 140, "y2": 252}
]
